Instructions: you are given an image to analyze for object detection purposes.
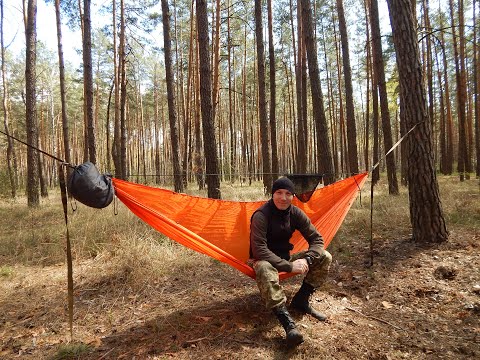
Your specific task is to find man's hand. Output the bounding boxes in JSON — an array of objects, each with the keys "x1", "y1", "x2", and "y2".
[{"x1": 291, "y1": 259, "x2": 309, "y2": 274}]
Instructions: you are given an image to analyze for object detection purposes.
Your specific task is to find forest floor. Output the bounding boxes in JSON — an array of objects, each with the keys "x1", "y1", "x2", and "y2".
[{"x1": 0, "y1": 176, "x2": 479, "y2": 359}]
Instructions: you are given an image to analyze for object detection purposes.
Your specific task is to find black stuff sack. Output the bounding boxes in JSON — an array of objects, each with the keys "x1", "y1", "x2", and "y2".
[{"x1": 68, "y1": 162, "x2": 114, "y2": 209}]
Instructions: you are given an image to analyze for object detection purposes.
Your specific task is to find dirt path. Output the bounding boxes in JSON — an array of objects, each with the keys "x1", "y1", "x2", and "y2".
[{"x1": 1, "y1": 227, "x2": 479, "y2": 359}]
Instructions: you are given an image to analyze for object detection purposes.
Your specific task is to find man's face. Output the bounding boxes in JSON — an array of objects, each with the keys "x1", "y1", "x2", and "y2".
[{"x1": 272, "y1": 189, "x2": 293, "y2": 210}]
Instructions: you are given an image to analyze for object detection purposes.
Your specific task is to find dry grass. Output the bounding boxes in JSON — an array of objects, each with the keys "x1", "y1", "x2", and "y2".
[{"x1": 0, "y1": 174, "x2": 479, "y2": 359}]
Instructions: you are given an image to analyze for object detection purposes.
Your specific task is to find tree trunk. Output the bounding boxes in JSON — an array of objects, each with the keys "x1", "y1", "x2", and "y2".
[
  {"x1": 372, "y1": 64, "x2": 380, "y2": 185},
  {"x1": 449, "y1": 0, "x2": 468, "y2": 181},
  {"x1": 212, "y1": 0, "x2": 221, "y2": 125},
  {"x1": 457, "y1": 0, "x2": 471, "y2": 177},
  {"x1": 300, "y1": 9, "x2": 308, "y2": 172},
  {"x1": 254, "y1": 0, "x2": 272, "y2": 191},
  {"x1": 153, "y1": 65, "x2": 161, "y2": 184},
  {"x1": 196, "y1": 0, "x2": 221, "y2": 199},
  {"x1": 332, "y1": 13, "x2": 346, "y2": 174},
  {"x1": 119, "y1": 0, "x2": 127, "y2": 179},
  {"x1": 194, "y1": 37, "x2": 204, "y2": 190},
  {"x1": 227, "y1": 0, "x2": 235, "y2": 182},
  {"x1": 336, "y1": 0, "x2": 358, "y2": 174},
  {"x1": 1, "y1": 0, "x2": 18, "y2": 198},
  {"x1": 111, "y1": 0, "x2": 122, "y2": 177},
  {"x1": 54, "y1": 0, "x2": 71, "y2": 173},
  {"x1": 386, "y1": 0, "x2": 448, "y2": 243},
  {"x1": 294, "y1": 1, "x2": 304, "y2": 173},
  {"x1": 172, "y1": 0, "x2": 187, "y2": 187},
  {"x1": 242, "y1": 23, "x2": 248, "y2": 182},
  {"x1": 267, "y1": 0, "x2": 278, "y2": 178},
  {"x1": 105, "y1": 82, "x2": 113, "y2": 172},
  {"x1": 184, "y1": 0, "x2": 195, "y2": 185},
  {"x1": 321, "y1": 21, "x2": 337, "y2": 175},
  {"x1": 423, "y1": 0, "x2": 435, "y2": 159},
  {"x1": 82, "y1": 0, "x2": 96, "y2": 164},
  {"x1": 370, "y1": 0, "x2": 399, "y2": 194},
  {"x1": 439, "y1": 25, "x2": 454, "y2": 174},
  {"x1": 363, "y1": 0, "x2": 371, "y2": 171},
  {"x1": 301, "y1": 0, "x2": 334, "y2": 184},
  {"x1": 475, "y1": 0, "x2": 480, "y2": 177},
  {"x1": 25, "y1": 0, "x2": 39, "y2": 207},
  {"x1": 291, "y1": 0, "x2": 306, "y2": 174},
  {"x1": 161, "y1": 0, "x2": 184, "y2": 192},
  {"x1": 434, "y1": 43, "x2": 447, "y2": 175}
]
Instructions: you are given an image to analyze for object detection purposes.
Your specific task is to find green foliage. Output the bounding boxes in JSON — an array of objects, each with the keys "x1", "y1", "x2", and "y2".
[{"x1": 50, "y1": 342, "x2": 91, "y2": 360}]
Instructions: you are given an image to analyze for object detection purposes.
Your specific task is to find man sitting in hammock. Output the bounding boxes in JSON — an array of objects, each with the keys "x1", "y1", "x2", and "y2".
[{"x1": 249, "y1": 177, "x2": 332, "y2": 347}]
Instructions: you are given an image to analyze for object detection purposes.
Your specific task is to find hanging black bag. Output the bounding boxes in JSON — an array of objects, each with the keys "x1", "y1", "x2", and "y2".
[{"x1": 68, "y1": 162, "x2": 114, "y2": 209}]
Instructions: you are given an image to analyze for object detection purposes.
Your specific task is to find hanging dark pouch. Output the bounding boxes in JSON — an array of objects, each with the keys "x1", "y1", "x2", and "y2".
[{"x1": 67, "y1": 162, "x2": 114, "y2": 208}]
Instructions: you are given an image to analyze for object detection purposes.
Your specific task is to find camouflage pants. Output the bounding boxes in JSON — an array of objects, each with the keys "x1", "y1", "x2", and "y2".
[{"x1": 249, "y1": 250, "x2": 332, "y2": 310}]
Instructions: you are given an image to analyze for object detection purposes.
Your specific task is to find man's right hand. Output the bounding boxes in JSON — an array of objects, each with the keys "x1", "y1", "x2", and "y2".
[{"x1": 291, "y1": 259, "x2": 309, "y2": 274}]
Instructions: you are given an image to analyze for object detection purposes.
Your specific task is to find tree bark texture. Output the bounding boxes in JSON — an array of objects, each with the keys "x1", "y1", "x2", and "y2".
[
  {"x1": 1, "y1": 0, "x2": 18, "y2": 198},
  {"x1": 300, "y1": 0, "x2": 334, "y2": 184},
  {"x1": 386, "y1": 0, "x2": 448, "y2": 243},
  {"x1": 475, "y1": 0, "x2": 480, "y2": 177},
  {"x1": 293, "y1": 0, "x2": 307, "y2": 174},
  {"x1": 162, "y1": 0, "x2": 184, "y2": 193},
  {"x1": 25, "y1": 0, "x2": 39, "y2": 207},
  {"x1": 196, "y1": 0, "x2": 221, "y2": 199},
  {"x1": 449, "y1": 0, "x2": 468, "y2": 181},
  {"x1": 267, "y1": 0, "x2": 278, "y2": 178},
  {"x1": 119, "y1": 0, "x2": 127, "y2": 179},
  {"x1": 82, "y1": 0, "x2": 96, "y2": 164},
  {"x1": 363, "y1": 0, "x2": 371, "y2": 171},
  {"x1": 55, "y1": 0, "x2": 71, "y2": 172},
  {"x1": 254, "y1": 0, "x2": 272, "y2": 191},
  {"x1": 336, "y1": 0, "x2": 359, "y2": 174},
  {"x1": 111, "y1": 0, "x2": 122, "y2": 177},
  {"x1": 370, "y1": 0, "x2": 398, "y2": 194}
]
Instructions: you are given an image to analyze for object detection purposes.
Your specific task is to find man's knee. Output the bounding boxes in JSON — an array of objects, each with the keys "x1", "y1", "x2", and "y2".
[
  {"x1": 253, "y1": 260, "x2": 285, "y2": 309},
  {"x1": 310, "y1": 250, "x2": 332, "y2": 268},
  {"x1": 321, "y1": 250, "x2": 332, "y2": 267},
  {"x1": 306, "y1": 250, "x2": 332, "y2": 286},
  {"x1": 253, "y1": 260, "x2": 278, "y2": 281}
]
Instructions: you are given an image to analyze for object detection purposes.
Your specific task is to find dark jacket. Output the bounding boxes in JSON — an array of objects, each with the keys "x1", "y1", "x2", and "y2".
[{"x1": 249, "y1": 199, "x2": 324, "y2": 272}]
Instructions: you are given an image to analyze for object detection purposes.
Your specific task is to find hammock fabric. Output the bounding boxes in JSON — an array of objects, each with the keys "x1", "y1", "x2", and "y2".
[{"x1": 112, "y1": 172, "x2": 368, "y2": 280}]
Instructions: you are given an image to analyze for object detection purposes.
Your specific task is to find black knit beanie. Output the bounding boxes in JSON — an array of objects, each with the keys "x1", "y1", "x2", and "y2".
[{"x1": 271, "y1": 177, "x2": 295, "y2": 195}]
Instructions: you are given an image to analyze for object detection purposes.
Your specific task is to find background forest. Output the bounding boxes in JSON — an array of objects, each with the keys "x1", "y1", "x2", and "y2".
[
  {"x1": 1, "y1": 0, "x2": 478, "y2": 202},
  {"x1": 1, "y1": 1, "x2": 479, "y2": 359}
]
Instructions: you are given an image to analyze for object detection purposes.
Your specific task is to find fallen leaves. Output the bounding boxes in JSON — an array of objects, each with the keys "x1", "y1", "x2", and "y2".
[{"x1": 381, "y1": 301, "x2": 394, "y2": 309}]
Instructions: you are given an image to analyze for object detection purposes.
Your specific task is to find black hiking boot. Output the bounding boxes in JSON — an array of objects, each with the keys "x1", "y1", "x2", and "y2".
[
  {"x1": 272, "y1": 304, "x2": 304, "y2": 347},
  {"x1": 290, "y1": 281, "x2": 327, "y2": 322}
]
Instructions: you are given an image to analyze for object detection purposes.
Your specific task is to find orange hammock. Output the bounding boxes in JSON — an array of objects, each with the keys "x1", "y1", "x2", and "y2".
[{"x1": 112, "y1": 172, "x2": 368, "y2": 280}]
